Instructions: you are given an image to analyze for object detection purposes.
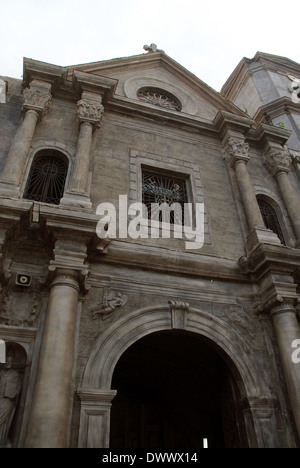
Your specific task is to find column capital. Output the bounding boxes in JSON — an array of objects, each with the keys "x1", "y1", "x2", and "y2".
[
  {"x1": 22, "y1": 87, "x2": 52, "y2": 121},
  {"x1": 77, "y1": 98, "x2": 104, "y2": 130},
  {"x1": 263, "y1": 149, "x2": 292, "y2": 177},
  {"x1": 223, "y1": 137, "x2": 250, "y2": 168},
  {"x1": 47, "y1": 238, "x2": 90, "y2": 294},
  {"x1": 269, "y1": 299, "x2": 298, "y2": 318}
]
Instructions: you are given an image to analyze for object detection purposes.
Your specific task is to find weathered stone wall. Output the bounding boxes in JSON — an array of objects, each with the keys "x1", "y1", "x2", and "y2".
[{"x1": 0, "y1": 54, "x2": 299, "y2": 448}]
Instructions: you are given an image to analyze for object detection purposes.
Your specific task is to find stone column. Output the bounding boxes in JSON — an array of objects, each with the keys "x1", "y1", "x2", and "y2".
[
  {"x1": 61, "y1": 92, "x2": 104, "y2": 210},
  {"x1": 0, "y1": 81, "x2": 51, "y2": 198},
  {"x1": 224, "y1": 138, "x2": 283, "y2": 253},
  {"x1": 224, "y1": 138, "x2": 265, "y2": 229},
  {"x1": 270, "y1": 301, "x2": 300, "y2": 439},
  {"x1": 24, "y1": 240, "x2": 88, "y2": 448},
  {"x1": 264, "y1": 150, "x2": 300, "y2": 246}
]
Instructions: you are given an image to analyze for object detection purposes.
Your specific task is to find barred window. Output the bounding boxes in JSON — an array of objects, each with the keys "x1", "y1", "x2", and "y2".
[
  {"x1": 137, "y1": 88, "x2": 181, "y2": 112},
  {"x1": 24, "y1": 151, "x2": 68, "y2": 205},
  {"x1": 142, "y1": 170, "x2": 188, "y2": 224},
  {"x1": 257, "y1": 198, "x2": 286, "y2": 245}
]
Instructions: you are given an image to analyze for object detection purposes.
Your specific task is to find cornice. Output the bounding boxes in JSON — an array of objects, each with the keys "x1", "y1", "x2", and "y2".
[
  {"x1": 247, "y1": 122, "x2": 291, "y2": 147},
  {"x1": 239, "y1": 242, "x2": 300, "y2": 280},
  {"x1": 67, "y1": 52, "x2": 248, "y2": 117},
  {"x1": 252, "y1": 52, "x2": 300, "y2": 76},
  {"x1": 22, "y1": 58, "x2": 119, "y2": 103},
  {"x1": 71, "y1": 70, "x2": 118, "y2": 102},
  {"x1": 22, "y1": 58, "x2": 68, "y2": 89},
  {"x1": 98, "y1": 240, "x2": 246, "y2": 282},
  {"x1": 105, "y1": 95, "x2": 218, "y2": 136},
  {"x1": 254, "y1": 96, "x2": 300, "y2": 122}
]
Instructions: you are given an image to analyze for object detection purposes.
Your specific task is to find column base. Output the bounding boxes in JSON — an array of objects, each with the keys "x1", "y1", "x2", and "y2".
[
  {"x1": 77, "y1": 389, "x2": 117, "y2": 448},
  {"x1": 246, "y1": 226, "x2": 282, "y2": 255},
  {"x1": 60, "y1": 192, "x2": 92, "y2": 211}
]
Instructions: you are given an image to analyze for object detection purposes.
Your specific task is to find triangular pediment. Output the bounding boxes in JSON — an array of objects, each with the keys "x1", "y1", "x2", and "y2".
[{"x1": 67, "y1": 52, "x2": 247, "y2": 122}]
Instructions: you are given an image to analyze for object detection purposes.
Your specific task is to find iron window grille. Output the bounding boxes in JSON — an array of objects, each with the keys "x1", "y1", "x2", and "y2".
[
  {"x1": 137, "y1": 89, "x2": 181, "y2": 112},
  {"x1": 257, "y1": 198, "x2": 286, "y2": 245},
  {"x1": 142, "y1": 170, "x2": 188, "y2": 225},
  {"x1": 24, "y1": 154, "x2": 68, "y2": 205}
]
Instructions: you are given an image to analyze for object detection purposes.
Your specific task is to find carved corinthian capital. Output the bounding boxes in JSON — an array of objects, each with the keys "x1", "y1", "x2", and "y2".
[
  {"x1": 77, "y1": 98, "x2": 104, "y2": 130},
  {"x1": 223, "y1": 138, "x2": 250, "y2": 168},
  {"x1": 263, "y1": 150, "x2": 292, "y2": 176},
  {"x1": 22, "y1": 88, "x2": 52, "y2": 120}
]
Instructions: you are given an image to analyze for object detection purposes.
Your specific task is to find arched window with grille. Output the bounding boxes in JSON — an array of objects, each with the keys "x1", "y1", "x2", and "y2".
[
  {"x1": 24, "y1": 150, "x2": 68, "y2": 205},
  {"x1": 257, "y1": 198, "x2": 286, "y2": 245}
]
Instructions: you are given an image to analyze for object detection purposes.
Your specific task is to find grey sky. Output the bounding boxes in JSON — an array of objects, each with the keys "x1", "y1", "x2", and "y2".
[{"x1": 0, "y1": 0, "x2": 298, "y2": 91}]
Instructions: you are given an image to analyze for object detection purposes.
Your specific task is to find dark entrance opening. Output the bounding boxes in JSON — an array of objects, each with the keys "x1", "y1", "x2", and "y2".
[{"x1": 110, "y1": 331, "x2": 245, "y2": 448}]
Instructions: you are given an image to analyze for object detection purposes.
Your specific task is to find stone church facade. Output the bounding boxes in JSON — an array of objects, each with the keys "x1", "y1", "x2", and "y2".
[{"x1": 0, "y1": 49, "x2": 299, "y2": 448}]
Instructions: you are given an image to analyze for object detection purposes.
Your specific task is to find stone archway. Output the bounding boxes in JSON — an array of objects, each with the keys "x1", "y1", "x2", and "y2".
[
  {"x1": 110, "y1": 330, "x2": 245, "y2": 448},
  {"x1": 77, "y1": 303, "x2": 282, "y2": 448}
]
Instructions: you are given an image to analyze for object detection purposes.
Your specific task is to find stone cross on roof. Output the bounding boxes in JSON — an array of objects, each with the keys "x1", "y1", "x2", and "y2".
[{"x1": 143, "y1": 43, "x2": 164, "y2": 53}]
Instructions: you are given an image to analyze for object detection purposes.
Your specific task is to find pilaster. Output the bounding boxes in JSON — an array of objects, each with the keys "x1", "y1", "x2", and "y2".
[{"x1": 77, "y1": 389, "x2": 117, "y2": 448}]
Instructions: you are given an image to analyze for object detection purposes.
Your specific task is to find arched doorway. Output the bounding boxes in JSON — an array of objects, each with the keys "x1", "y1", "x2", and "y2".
[
  {"x1": 78, "y1": 303, "x2": 278, "y2": 448},
  {"x1": 110, "y1": 330, "x2": 246, "y2": 448}
]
